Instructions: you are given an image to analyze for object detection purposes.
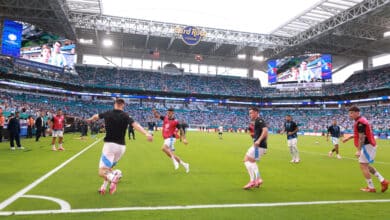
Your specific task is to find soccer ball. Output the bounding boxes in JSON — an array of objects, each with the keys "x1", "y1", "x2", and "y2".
[{"x1": 113, "y1": 169, "x2": 122, "y2": 180}]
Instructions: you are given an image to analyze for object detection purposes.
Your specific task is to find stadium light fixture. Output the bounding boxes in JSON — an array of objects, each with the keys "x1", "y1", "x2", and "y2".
[
  {"x1": 384, "y1": 31, "x2": 390, "y2": 38},
  {"x1": 237, "y1": 54, "x2": 246, "y2": 60},
  {"x1": 103, "y1": 39, "x2": 113, "y2": 47},
  {"x1": 79, "y1": 38, "x2": 93, "y2": 45},
  {"x1": 253, "y1": 55, "x2": 264, "y2": 61}
]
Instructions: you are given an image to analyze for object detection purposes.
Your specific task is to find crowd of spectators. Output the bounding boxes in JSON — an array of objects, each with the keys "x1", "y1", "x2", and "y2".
[
  {"x1": 1, "y1": 90, "x2": 389, "y2": 137},
  {"x1": 1, "y1": 55, "x2": 389, "y2": 99}
]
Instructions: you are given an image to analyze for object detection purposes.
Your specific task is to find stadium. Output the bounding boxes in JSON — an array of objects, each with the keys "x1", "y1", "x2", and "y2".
[{"x1": 0, "y1": 0, "x2": 389, "y2": 219}]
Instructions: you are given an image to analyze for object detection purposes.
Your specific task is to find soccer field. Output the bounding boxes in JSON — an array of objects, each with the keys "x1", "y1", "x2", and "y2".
[{"x1": 0, "y1": 132, "x2": 389, "y2": 219}]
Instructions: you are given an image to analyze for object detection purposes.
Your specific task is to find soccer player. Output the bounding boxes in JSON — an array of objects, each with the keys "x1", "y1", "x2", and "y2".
[
  {"x1": 87, "y1": 99, "x2": 153, "y2": 195},
  {"x1": 218, "y1": 125, "x2": 223, "y2": 139},
  {"x1": 281, "y1": 115, "x2": 300, "y2": 163},
  {"x1": 50, "y1": 109, "x2": 65, "y2": 151},
  {"x1": 152, "y1": 108, "x2": 190, "y2": 173},
  {"x1": 342, "y1": 106, "x2": 389, "y2": 193},
  {"x1": 327, "y1": 120, "x2": 342, "y2": 159},
  {"x1": 243, "y1": 107, "x2": 268, "y2": 190}
]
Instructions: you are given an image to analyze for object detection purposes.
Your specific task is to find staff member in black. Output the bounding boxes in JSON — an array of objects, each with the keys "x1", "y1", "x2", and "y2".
[
  {"x1": 35, "y1": 111, "x2": 45, "y2": 142},
  {"x1": 8, "y1": 112, "x2": 23, "y2": 150},
  {"x1": 128, "y1": 123, "x2": 135, "y2": 140}
]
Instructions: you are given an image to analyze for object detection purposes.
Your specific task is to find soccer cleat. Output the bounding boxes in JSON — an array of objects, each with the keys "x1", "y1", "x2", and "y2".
[
  {"x1": 328, "y1": 151, "x2": 333, "y2": 157},
  {"x1": 290, "y1": 159, "x2": 295, "y2": 163},
  {"x1": 52, "y1": 147, "x2": 57, "y2": 151},
  {"x1": 10, "y1": 147, "x2": 15, "y2": 151},
  {"x1": 254, "y1": 179, "x2": 263, "y2": 188},
  {"x1": 336, "y1": 154, "x2": 342, "y2": 159},
  {"x1": 109, "y1": 174, "x2": 120, "y2": 194},
  {"x1": 381, "y1": 180, "x2": 389, "y2": 193},
  {"x1": 294, "y1": 159, "x2": 300, "y2": 163},
  {"x1": 243, "y1": 181, "x2": 256, "y2": 190},
  {"x1": 183, "y1": 163, "x2": 190, "y2": 173},
  {"x1": 98, "y1": 185, "x2": 106, "y2": 195},
  {"x1": 360, "y1": 187, "x2": 376, "y2": 193},
  {"x1": 58, "y1": 147, "x2": 65, "y2": 151}
]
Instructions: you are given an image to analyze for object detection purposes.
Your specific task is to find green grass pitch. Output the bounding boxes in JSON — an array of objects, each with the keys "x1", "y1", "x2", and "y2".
[{"x1": 0, "y1": 132, "x2": 389, "y2": 219}]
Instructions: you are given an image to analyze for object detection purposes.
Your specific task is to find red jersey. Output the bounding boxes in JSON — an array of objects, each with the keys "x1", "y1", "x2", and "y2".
[
  {"x1": 0, "y1": 115, "x2": 4, "y2": 126},
  {"x1": 353, "y1": 116, "x2": 376, "y2": 147},
  {"x1": 248, "y1": 122, "x2": 255, "y2": 138},
  {"x1": 52, "y1": 115, "x2": 65, "y2": 130},
  {"x1": 160, "y1": 116, "x2": 180, "y2": 139}
]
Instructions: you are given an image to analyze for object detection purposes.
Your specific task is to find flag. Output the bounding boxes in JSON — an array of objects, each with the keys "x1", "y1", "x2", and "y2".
[
  {"x1": 195, "y1": 54, "x2": 203, "y2": 62},
  {"x1": 149, "y1": 49, "x2": 160, "y2": 59}
]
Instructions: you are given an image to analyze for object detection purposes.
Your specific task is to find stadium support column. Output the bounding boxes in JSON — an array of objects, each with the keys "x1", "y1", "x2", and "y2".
[
  {"x1": 246, "y1": 53, "x2": 254, "y2": 78},
  {"x1": 77, "y1": 53, "x2": 83, "y2": 64},
  {"x1": 363, "y1": 56, "x2": 373, "y2": 70},
  {"x1": 248, "y1": 68, "x2": 254, "y2": 78}
]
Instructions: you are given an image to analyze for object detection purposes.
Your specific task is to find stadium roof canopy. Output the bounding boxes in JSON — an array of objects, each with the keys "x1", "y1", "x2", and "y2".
[{"x1": 0, "y1": 0, "x2": 389, "y2": 71}]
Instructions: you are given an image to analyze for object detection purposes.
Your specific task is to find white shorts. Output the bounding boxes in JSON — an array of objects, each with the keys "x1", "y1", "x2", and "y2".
[
  {"x1": 163, "y1": 137, "x2": 176, "y2": 151},
  {"x1": 99, "y1": 142, "x2": 126, "y2": 168},
  {"x1": 359, "y1": 144, "x2": 376, "y2": 164},
  {"x1": 287, "y1": 138, "x2": 297, "y2": 148},
  {"x1": 52, "y1": 130, "x2": 64, "y2": 138},
  {"x1": 331, "y1": 137, "x2": 339, "y2": 145},
  {"x1": 246, "y1": 146, "x2": 267, "y2": 161}
]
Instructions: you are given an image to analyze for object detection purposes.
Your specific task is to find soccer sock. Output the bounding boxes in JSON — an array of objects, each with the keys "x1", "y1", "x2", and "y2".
[
  {"x1": 244, "y1": 161, "x2": 254, "y2": 181},
  {"x1": 294, "y1": 146, "x2": 300, "y2": 160},
  {"x1": 366, "y1": 178, "x2": 375, "y2": 189},
  {"x1": 289, "y1": 146, "x2": 294, "y2": 159},
  {"x1": 374, "y1": 171, "x2": 385, "y2": 182},
  {"x1": 52, "y1": 144, "x2": 56, "y2": 148},
  {"x1": 59, "y1": 143, "x2": 63, "y2": 148},
  {"x1": 171, "y1": 155, "x2": 178, "y2": 162},
  {"x1": 171, "y1": 156, "x2": 179, "y2": 166},
  {"x1": 250, "y1": 162, "x2": 260, "y2": 180},
  {"x1": 179, "y1": 160, "x2": 187, "y2": 165},
  {"x1": 102, "y1": 180, "x2": 109, "y2": 189}
]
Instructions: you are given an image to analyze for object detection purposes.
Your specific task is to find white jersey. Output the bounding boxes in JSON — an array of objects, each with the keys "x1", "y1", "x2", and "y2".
[{"x1": 218, "y1": 126, "x2": 223, "y2": 133}]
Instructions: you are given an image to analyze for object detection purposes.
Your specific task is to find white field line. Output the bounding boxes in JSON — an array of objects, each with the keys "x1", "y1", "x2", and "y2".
[
  {"x1": 1, "y1": 199, "x2": 390, "y2": 216},
  {"x1": 21, "y1": 195, "x2": 71, "y2": 210},
  {"x1": 270, "y1": 146, "x2": 390, "y2": 165},
  {"x1": 0, "y1": 138, "x2": 102, "y2": 211},
  {"x1": 299, "y1": 150, "x2": 390, "y2": 165}
]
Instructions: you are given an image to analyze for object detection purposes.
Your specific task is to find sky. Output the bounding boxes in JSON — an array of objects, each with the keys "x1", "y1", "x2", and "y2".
[{"x1": 102, "y1": 0, "x2": 322, "y2": 34}]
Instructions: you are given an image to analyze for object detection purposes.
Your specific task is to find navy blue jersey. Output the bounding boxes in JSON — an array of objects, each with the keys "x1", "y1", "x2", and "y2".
[
  {"x1": 253, "y1": 117, "x2": 267, "y2": 149},
  {"x1": 284, "y1": 121, "x2": 298, "y2": 140},
  {"x1": 327, "y1": 125, "x2": 341, "y2": 138}
]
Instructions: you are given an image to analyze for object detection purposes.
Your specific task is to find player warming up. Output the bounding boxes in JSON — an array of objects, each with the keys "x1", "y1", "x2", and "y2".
[
  {"x1": 50, "y1": 109, "x2": 65, "y2": 151},
  {"x1": 87, "y1": 99, "x2": 153, "y2": 195},
  {"x1": 218, "y1": 125, "x2": 223, "y2": 139},
  {"x1": 280, "y1": 115, "x2": 300, "y2": 163},
  {"x1": 327, "y1": 120, "x2": 342, "y2": 159},
  {"x1": 343, "y1": 106, "x2": 388, "y2": 193},
  {"x1": 243, "y1": 107, "x2": 268, "y2": 190},
  {"x1": 152, "y1": 108, "x2": 190, "y2": 173}
]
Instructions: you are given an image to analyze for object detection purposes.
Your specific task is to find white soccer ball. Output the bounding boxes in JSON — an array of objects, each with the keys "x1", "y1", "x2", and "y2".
[{"x1": 113, "y1": 169, "x2": 122, "y2": 179}]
